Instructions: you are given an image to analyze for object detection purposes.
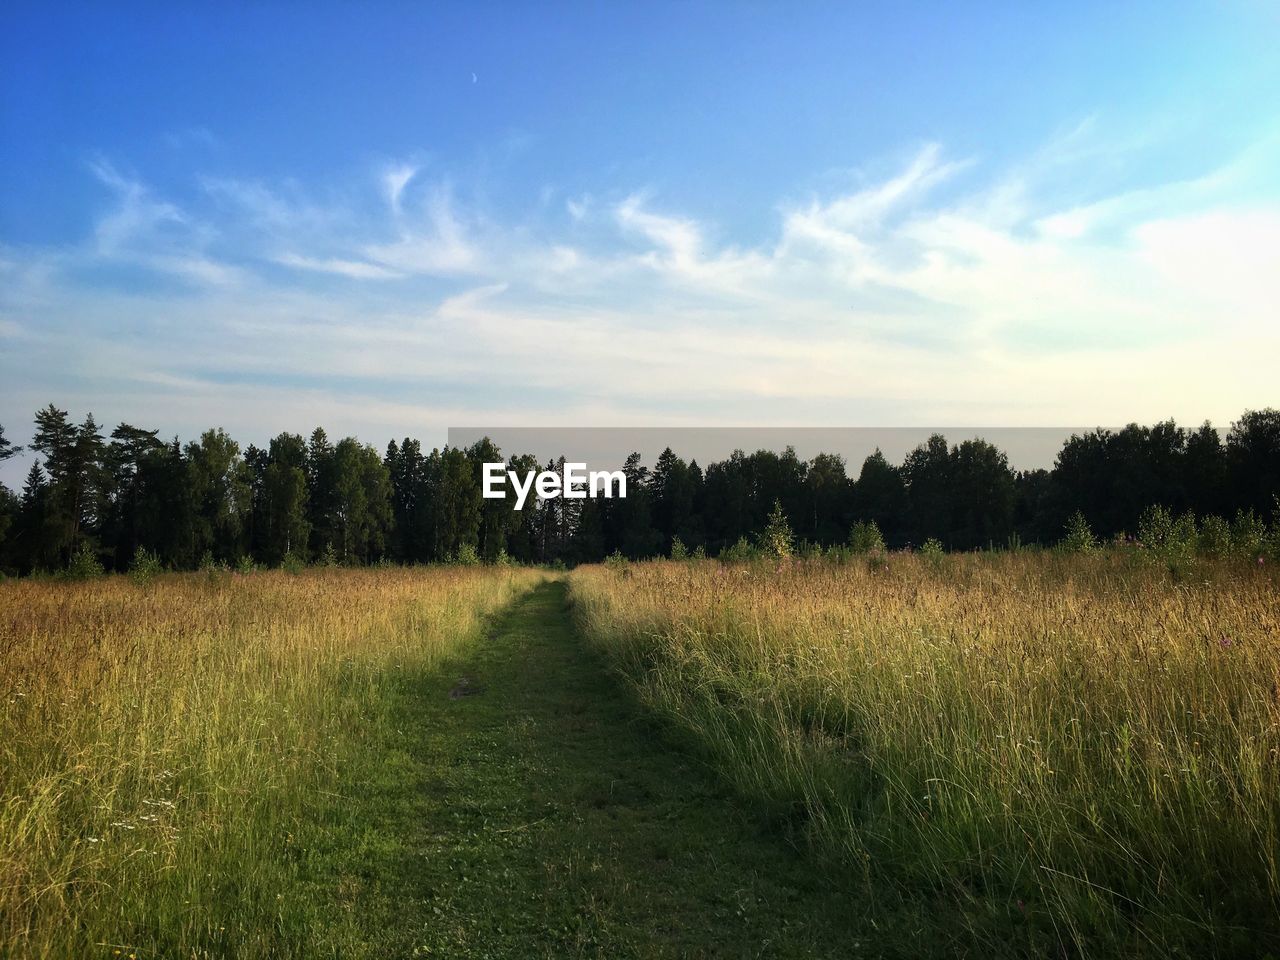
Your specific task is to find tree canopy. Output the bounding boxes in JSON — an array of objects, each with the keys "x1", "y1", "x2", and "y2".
[{"x1": 0, "y1": 408, "x2": 1277, "y2": 573}]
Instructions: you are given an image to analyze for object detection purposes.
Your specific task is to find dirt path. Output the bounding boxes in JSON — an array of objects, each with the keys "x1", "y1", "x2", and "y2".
[{"x1": 338, "y1": 579, "x2": 883, "y2": 958}]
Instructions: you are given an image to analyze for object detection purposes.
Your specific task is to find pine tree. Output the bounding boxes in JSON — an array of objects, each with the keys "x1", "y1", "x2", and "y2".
[{"x1": 0, "y1": 424, "x2": 21, "y2": 462}]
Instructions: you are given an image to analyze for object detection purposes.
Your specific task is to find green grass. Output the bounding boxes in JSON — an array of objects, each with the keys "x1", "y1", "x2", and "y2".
[
  {"x1": 304, "y1": 579, "x2": 927, "y2": 958},
  {"x1": 568, "y1": 556, "x2": 1280, "y2": 958},
  {"x1": 25, "y1": 563, "x2": 1264, "y2": 957}
]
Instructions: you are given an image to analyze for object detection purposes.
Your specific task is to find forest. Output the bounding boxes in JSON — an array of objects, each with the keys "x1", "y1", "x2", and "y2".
[{"x1": 0, "y1": 405, "x2": 1277, "y2": 574}]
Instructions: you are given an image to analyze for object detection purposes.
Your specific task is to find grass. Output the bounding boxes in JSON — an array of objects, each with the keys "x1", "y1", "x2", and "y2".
[
  {"x1": 3, "y1": 568, "x2": 909, "y2": 958},
  {"x1": 569, "y1": 552, "x2": 1280, "y2": 958},
  {"x1": 362, "y1": 579, "x2": 895, "y2": 958},
  {"x1": 0, "y1": 565, "x2": 541, "y2": 957},
  {"x1": 6, "y1": 554, "x2": 1278, "y2": 957}
]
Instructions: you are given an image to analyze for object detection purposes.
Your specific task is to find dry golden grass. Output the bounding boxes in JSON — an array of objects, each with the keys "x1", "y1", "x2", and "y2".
[
  {"x1": 0, "y1": 565, "x2": 542, "y2": 959},
  {"x1": 571, "y1": 553, "x2": 1280, "y2": 955}
]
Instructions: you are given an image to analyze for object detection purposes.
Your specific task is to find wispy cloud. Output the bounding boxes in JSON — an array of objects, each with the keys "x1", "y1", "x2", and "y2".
[
  {"x1": 382, "y1": 163, "x2": 418, "y2": 216},
  {"x1": 362, "y1": 185, "x2": 480, "y2": 275},
  {"x1": 274, "y1": 252, "x2": 404, "y2": 280},
  {"x1": 2, "y1": 127, "x2": 1278, "y2": 462}
]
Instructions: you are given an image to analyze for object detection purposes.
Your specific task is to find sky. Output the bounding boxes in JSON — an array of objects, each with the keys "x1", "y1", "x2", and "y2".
[{"x1": 2, "y1": 1, "x2": 1279, "y2": 483}]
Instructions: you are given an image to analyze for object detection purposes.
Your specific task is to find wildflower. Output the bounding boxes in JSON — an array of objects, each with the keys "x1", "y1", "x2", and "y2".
[{"x1": 1219, "y1": 634, "x2": 1233, "y2": 648}]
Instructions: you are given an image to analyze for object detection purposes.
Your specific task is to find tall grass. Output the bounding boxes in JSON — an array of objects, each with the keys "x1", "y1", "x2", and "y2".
[
  {"x1": 570, "y1": 554, "x2": 1280, "y2": 956},
  {"x1": 0, "y1": 565, "x2": 541, "y2": 958}
]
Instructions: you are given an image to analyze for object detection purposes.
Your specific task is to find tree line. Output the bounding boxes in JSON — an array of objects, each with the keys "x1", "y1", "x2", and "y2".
[{"x1": 0, "y1": 405, "x2": 1277, "y2": 574}]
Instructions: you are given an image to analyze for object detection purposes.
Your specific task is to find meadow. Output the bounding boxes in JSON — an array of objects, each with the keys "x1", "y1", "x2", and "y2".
[
  {"x1": 0, "y1": 565, "x2": 541, "y2": 958},
  {"x1": 570, "y1": 553, "x2": 1280, "y2": 957},
  {"x1": 3, "y1": 553, "x2": 1278, "y2": 958}
]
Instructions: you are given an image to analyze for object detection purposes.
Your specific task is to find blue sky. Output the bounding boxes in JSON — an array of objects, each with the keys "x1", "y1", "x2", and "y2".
[{"x1": 2, "y1": 1, "x2": 1279, "y2": 481}]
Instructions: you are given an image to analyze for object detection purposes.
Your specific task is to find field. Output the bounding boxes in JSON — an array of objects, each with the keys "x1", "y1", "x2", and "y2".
[
  {"x1": 2, "y1": 556, "x2": 1278, "y2": 958},
  {"x1": 571, "y1": 554, "x2": 1280, "y2": 956},
  {"x1": 0, "y1": 567, "x2": 541, "y2": 957}
]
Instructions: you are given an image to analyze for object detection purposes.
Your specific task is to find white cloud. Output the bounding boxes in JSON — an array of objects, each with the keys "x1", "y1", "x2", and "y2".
[
  {"x1": 275, "y1": 252, "x2": 404, "y2": 280},
  {"x1": 362, "y1": 186, "x2": 480, "y2": 275},
  {"x1": 88, "y1": 158, "x2": 188, "y2": 253},
  {"x1": 3, "y1": 130, "x2": 1279, "y2": 456},
  {"x1": 382, "y1": 163, "x2": 418, "y2": 216}
]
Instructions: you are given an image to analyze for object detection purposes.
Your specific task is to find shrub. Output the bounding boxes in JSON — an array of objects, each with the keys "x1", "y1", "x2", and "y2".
[
  {"x1": 280, "y1": 551, "x2": 306, "y2": 575},
  {"x1": 1138, "y1": 505, "x2": 1198, "y2": 578},
  {"x1": 320, "y1": 542, "x2": 339, "y2": 568},
  {"x1": 669, "y1": 536, "x2": 688, "y2": 561},
  {"x1": 236, "y1": 555, "x2": 258, "y2": 575},
  {"x1": 454, "y1": 543, "x2": 481, "y2": 566},
  {"x1": 1231, "y1": 509, "x2": 1267, "y2": 561},
  {"x1": 720, "y1": 537, "x2": 755, "y2": 563},
  {"x1": 848, "y1": 520, "x2": 885, "y2": 555},
  {"x1": 63, "y1": 543, "x2": 104, "y2": 581},
  {"x1": 1060, "y1": 511, "x2": 1097, "y2": 553},
  {"x1": 604, "y1": 550, "x2": 628, "y2": 572},
  {"x1": 920, "y1": 537, "x2": 946, "y2": 570},
  {"x1": 796, "y1": 540, "x2": 822, "y2": 559},
  {"x1": 760, "y1": 500, "x2": 794, "y2": 560},
  {"x1": 1197, "y1": 515, "x2": 1232, "y2": 559},
  {"x1": 494, "y1": 547, "x2": 512, "y2": 567},
  {"x1": 129, "y1": 546, "x2": 164, "y2": 585}
]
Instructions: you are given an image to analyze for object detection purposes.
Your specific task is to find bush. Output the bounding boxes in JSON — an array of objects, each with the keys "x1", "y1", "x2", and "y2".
[
  {"x1": 1231, "y1": 509, "x2": 1267, "y2": 561},
  {"x1": 129, "y1": 546, "x2": 164, "y2": 585},
  {"x1": 1197, "y1": 515, "x2": 1232, "y2": 559},
  {"x1": 848, "y1": 520, "x2": 885, "y2": 555},
  {"x1": 1137, "y1": 505, "x2": 1184, "y2": 550},
  {"x1": 494, "y1": 547, "x2": 512, "y2": 567},
  {"x1": 669, "y1": 536, "x2": 688, "y2": 561},
  {"x1": 280, "y1": 551, "x2": 306, "y2": 575},
  {"x1": 603, "y1": 550, "x2": 628, "y2": 572},
  {"x1": 1138, "y1": 505, "x2": 1198, "y2": 578},
  {"x1": 319, "y1": 542, "x2": 339, "y2": 568},
  {"x1": 720, "y1": 537, "x2": 756, "y2": 563},
  {"x1": 454, "y1": 543, "x2": 481, "y2": 566},
  {"x1": 760, "y1": 500, "x2": 794, "y2": 560},
  {"x1": 235, "y1": 555, "x2": 258, "y2": 575},
  {"x1": 63, "y1": 543, "x2": 104, "y2": 581},
  {"x1": 920, "y1": 537, "x2": 946, "y2": 570},
  {"x1": 1060, "y1": 511, "x2": 1097, "y2": 553}
]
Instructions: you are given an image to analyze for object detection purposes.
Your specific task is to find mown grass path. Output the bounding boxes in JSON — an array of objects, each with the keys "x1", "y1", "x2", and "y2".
[{"x1": 318, "y1": 579, "x2": 881, "y2": 958}]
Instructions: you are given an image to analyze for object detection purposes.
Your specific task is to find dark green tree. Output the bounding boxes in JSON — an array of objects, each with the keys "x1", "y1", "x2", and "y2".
[
  {"x1": 101, "y1": 423, "x2": 164, "y2": 566},
  {"x1": 436, "y1": 446, "x2": 480, "y2": 560},
  {"x1": 804, "y1": 452, "x2": 850, "y2": 546},
  {"x1": 30, "y1": 407, "x2": 106, "y2": 563},
  {"x1": 0, "y1": 424, "x2": 21, "y2": 462},
  {"x1": 1227, "y1": 409, "x2": 1280, "y2": 519},
  {"x1": 261, "y1": 433, "x2": 310, "y2": 563},
  {"x1": 851, "y1": 449, "x2": 906, "y2": 545},
  {"x1": 329, "y1": 437, "x2": 392, "y2": 563},
  {"x1": 948, "y1": 438, "x2": 1016, "y2": 549},
  {"x1": 187, "y1": 428, "x2": 251, "y2": 563},
  {"x1": 901, "y1": 434, "x2": 952, "y2": 544}
]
